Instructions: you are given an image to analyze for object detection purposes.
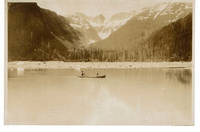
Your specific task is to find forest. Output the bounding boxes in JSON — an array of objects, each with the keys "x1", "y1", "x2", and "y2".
[{"x1": 26, "y1": 47, "x2": 190, "y2": 62}]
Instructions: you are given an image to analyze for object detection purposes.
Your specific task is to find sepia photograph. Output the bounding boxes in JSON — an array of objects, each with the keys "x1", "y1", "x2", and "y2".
[{"x1": 5, "y1": 0, "x2": 193, "y2": 125}]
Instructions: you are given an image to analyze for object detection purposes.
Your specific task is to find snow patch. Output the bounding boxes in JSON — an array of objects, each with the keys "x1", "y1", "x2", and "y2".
[
  {"x1": 153, "y1": 3, "x2": 169, "y2": 19},
  {"x1": 70, "y1": 23, "x2": 82, "y2": 29},
  {"x1": 88, "y1": 39, "x2": 96, "y2": 44}
]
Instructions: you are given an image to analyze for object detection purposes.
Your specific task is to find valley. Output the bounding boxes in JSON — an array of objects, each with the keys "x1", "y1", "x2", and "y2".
[{"x1": 8, "y1": 2, "x2": 193, "y2": 62}]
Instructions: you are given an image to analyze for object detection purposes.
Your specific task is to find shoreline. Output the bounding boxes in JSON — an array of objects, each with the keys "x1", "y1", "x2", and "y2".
[{"x1": 7, "y1": 61, "x2": 192, "y2": 70}]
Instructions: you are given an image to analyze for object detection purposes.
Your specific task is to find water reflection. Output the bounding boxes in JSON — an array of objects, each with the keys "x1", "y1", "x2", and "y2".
[
  {"x1": 165, "y1": 68, "x2": 192, "y2": 85},
  {"x1": 6, "y1": 68, "x2": 193, "y2": 125}
]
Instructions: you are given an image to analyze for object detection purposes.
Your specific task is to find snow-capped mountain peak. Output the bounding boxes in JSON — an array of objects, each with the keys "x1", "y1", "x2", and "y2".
[
  {"x1": 67, "y1": 2, "x2": 192, "y2": 46},
  {"x1": 136, "y1": 2, "x2": 192, "y2": 22},
  {"x1": 66, "y1": 13, "x2": 101, "y2": 46},
  {"x1": 88, "y1": 12, "x2": 134, "y2": 39}
]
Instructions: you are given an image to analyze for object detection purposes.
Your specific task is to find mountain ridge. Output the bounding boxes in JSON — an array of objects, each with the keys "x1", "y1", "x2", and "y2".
[
  {"x1": 8, "y1": 3, "x2": 81, "y2": 61},
  {"x1": 91, "y1": 2, "x2": 192, "y2": 50}
]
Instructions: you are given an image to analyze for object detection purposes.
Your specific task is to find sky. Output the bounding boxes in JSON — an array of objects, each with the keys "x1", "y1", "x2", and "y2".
[{"x1": 8, "y1": 0, "x2": 192, "y2": 18}]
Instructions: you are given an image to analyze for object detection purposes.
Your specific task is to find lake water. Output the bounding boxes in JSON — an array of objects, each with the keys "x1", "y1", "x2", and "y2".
[{"x1": 6, "y1": 68, "x2": 193, "y2": 125}]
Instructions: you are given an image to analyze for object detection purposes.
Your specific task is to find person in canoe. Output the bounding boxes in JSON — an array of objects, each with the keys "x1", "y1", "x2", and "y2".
[
  {"x1": 79, "y1": 71, "x2": 106, "y2": 78},
  {"x1": 81, "y1": 71, "x2": 85, "y2": 77},
  {"x1": 96, "y1": 72, "x2": 106, "y2": 78},
  {"x1": 96, "y1": 72, "x2": 99, "y2": 76}
]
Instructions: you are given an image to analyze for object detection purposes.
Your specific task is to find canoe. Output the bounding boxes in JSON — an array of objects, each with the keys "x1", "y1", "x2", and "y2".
[{"x1": 79, "y1": 75, "x2": 106, "y2": 78}]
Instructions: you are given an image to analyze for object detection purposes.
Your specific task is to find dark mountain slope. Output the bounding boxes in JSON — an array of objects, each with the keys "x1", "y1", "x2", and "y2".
[
  {"x1": 8, "y1": 3, "x2": 81, "y2": 61},
  {"x1": 140, "y1": 13, "x2": 192, "y2": 61}
]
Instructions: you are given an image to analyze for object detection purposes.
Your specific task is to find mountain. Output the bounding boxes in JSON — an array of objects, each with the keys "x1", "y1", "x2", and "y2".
[
  {"x1": 67, "y1": 12, "x2": 135, "y2": 44},
  {"x1": 8, "y1": 3, "x2": 81, "y2": 61},
  {"x1": 8, "y1": 2, "x2": 192, "y2": 62},
  {"x1": 88, "y1": 14, "x2": 106, "y2": 39},
  {"x1": 88, "y1": 12, "x2": 134, "y2": 39},
  {"x1": 96, "y1": 12, "x2": 134, "y2": 39},
  {"x1": 92, "y1": 2, "x2": 192, "y2": 50},
  {"x1": 110, "y1": 12, "x2": 132, "y2": 21},
  {"x1": 66, "y1": 13, "x2": 101, "y2": 46},
  {"x1": 90, "y1": 14, "x2": 106, "y2": 25},
  {"x1": 139, "y1": 13, "x2": 192, "y2": 61}
]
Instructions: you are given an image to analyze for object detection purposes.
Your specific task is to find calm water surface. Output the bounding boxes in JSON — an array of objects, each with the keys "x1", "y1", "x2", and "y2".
[{"x1": 6, "y1": 68, "x2": 193, "y2": 125}]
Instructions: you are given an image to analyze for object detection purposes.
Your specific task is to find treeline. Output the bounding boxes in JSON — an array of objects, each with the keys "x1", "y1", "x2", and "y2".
[
  {"x1": 16, "y1": 46, "x2": 188, "y2": 62},
  {"x1": 28, "y1": 48, "x2": 138, "y2": 62}
]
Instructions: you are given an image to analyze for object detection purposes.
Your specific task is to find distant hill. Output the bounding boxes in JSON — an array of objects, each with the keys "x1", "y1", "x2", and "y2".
[
  {"x1": 92, "y1": 2, "x2": 192, "y2": 50},
  {"x1": 8, "y1": 3, "x2": 81, "y2": 61}
]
